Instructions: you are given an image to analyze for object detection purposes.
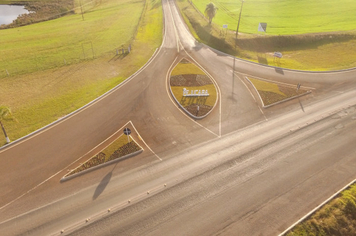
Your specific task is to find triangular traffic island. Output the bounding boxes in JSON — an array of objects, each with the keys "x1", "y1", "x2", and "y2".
[
  {"x1": 245, "y1": 76, "x2": 312, "y2": 108},
  {"x1": 61, "y1": 133, "x2": 143, "y2": 182},
  {"x1": 169, "y1": 58, "x2": 218, "y2": 119}
]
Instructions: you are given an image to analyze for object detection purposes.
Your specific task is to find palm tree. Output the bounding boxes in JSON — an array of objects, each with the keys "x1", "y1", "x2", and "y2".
[
  {"x1": 205, "y1": 2, "x2": 218, "y2": 25},
  {"x1": 0, "y1": 106, "x2": 14, "y2": 144}
]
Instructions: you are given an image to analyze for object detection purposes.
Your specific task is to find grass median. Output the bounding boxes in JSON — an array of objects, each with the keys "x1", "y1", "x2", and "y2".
[{"x1": 0, "y1": 0, "x2": 162, "y2": 146}]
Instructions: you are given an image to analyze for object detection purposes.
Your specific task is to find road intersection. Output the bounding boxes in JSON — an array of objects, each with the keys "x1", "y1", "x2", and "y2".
[{"x1": 1, "y1": 0, "x2": 356, "y2": 235}]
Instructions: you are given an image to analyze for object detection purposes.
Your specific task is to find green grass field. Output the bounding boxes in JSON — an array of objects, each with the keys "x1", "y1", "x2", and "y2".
[
  {"x1": 190, "y1": 0, "x2": 356, "y2": 35},
  {"x1": 0, "y1": 0, "x2": 143, "y2": 77},
  {"x1": 0, "y1": 0, "x2": 162, "y2": 146},
  {"x1": 177, "y1": 0, "x2": 356, "y2": 70}
]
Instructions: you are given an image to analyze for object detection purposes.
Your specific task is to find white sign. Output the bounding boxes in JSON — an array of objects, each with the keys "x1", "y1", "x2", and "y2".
[
  {"x1": 183, "y1": 88, "x2": 209, "y2": 97},
  {"x1": 274, "y1": 52, "x2": 282, "y2": 58},
  {"x1": 258, "y1": 23, "x2": 267, "y2": 32},
  {"x1": 222, "y1": 24, "x2": 228, "y2": 29}
]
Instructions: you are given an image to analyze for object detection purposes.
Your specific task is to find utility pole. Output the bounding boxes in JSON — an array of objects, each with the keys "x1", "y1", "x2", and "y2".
[
  {"x1": 235, "y1": 0, "x2": 244, "y2": 40},
  {"x1": 80, "y1": 0, "x2": 85, "y2": 21}
]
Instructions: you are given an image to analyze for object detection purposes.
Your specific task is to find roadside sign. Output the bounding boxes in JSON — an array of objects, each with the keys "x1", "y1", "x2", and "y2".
[
  {"x1": 223, "y1": 24, "x2": 228, "y2": 29},
  {"x1": 297, "y1": 83, "x2": 301, "y2": 91},
  {"x1": 123, "y1": 128, "x2": 131, "y2": 135},
  {"x1": 258, "y1": 23, "x2": 267, "y2": 33},
  {"x1": 274, "y1": 52, "x2": 282, "y2": 58}
]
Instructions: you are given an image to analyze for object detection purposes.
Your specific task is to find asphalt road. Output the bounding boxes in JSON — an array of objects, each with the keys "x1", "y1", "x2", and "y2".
[{"x1": 1, "y1": 0, "x2": 356, "y2": 235}]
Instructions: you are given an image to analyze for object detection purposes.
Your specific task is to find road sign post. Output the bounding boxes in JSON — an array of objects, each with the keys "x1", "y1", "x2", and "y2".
[
  {"x1": 258, "y1": 23, "x2": 267, "y2": 33},
  {"x1": 124, "y1": 128, "x2": 131, "y2": 143}
]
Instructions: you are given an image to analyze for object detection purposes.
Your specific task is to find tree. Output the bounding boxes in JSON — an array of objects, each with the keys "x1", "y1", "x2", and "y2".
[
  {"x1": 0, "y1": 106, "x2": 14, "y2": 144},
  {"x1": 205, "y1": 2, "x2": 218, "y2": 25}
]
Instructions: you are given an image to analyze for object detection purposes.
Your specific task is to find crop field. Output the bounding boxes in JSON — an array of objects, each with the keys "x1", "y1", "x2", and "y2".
[{"x1": 190, "y1": 0, "x2": 356, "y2": 35}]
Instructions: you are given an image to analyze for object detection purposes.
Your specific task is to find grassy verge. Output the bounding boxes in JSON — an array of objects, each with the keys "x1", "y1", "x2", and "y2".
[
  {"x1": 247, "y1": 77, "x2": 310, "y2": 106},
  {"x1": 64, "y1": 134, "x2": 142, "y2": 178},
  {"x1": 176, "y1": 0, "x2": 356, "y2": 71},
  {"x1": 0, "y1": 0, "x2": 162, "y2": 146},
  {"x1": 286, "y1": 183, "x2": 356, "y2": 236},
  {"x1": 185, "y1": 0, "x2": 356, "y2": 35}
]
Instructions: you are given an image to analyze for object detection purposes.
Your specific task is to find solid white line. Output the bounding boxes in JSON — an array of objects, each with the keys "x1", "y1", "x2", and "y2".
[
  {"x1": 235, "y1": 73, "x2": 267, "y2": 120},
  {"x1": 278, "y1": 178, "x2": 356, "y2": 236},
  {"x1": 241, "y1": 72, "x2": 316, "y2": 90},
  {"x1": 129, "y1": 121, "x2": 162, "y2": 161}
]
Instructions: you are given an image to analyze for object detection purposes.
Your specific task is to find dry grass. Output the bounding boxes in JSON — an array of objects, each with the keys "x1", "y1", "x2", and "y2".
[{"x1": 286, "y1": 183, "x2": 356, "y2": 236}]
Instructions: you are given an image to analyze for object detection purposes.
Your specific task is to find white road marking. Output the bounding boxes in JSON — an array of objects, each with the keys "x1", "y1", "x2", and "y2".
[
  {"x1": 235, "y1": 73, "x2": 268, "y2": 120},
  {"x1": 129, "y1": 121, "x2": 162, "y2": 161}
]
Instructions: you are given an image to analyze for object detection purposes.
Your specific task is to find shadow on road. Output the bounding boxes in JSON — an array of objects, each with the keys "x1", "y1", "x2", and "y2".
[
  {"x1": 92, "y1": 164, "x2": 117, "y2": 200},
  {"x1": 299, "y1": 98, "x2": 305, "y2": 113},
  {"x1": 275, "y1": 67, "x2": 284, "y2": 75}
]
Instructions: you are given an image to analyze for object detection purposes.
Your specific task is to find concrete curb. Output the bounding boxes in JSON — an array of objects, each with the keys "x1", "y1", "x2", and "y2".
[{"x1": 60, "y1": 138, "x2": 144, "y2": 182}]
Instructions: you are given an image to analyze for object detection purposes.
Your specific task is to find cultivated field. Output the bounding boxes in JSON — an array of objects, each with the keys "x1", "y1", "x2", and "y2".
[{"x1": 190, "y1": 0, "x2": 356, "y2": 35}]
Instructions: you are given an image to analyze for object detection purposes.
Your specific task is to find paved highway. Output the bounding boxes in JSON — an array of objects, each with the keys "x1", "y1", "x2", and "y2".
[{"x1": 1, "y1": 0, "x2": 356, "y2": 235}]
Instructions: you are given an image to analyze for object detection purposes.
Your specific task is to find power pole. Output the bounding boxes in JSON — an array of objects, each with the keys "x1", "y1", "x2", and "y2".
[
  {"x1": 80, "y1": 0, "x2": 85, "y2": 21},
  {"x1": 235, "y1": 0, "x2": 244, "y2": 40}
]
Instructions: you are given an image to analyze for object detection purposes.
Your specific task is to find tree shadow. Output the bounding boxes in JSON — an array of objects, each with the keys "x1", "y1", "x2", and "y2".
[
  {"x1": 257, "y1": 54, "x2": 268, "y2": 65},
  {"x1": 189, "y1": 19, "x2": 236, "y2": 55},
  {"x1": 237, "y1": 33, "x2": 356, "y2": 53},
  {"x1": 92, "y1": 164, "x2": 117, "y2": 200}
]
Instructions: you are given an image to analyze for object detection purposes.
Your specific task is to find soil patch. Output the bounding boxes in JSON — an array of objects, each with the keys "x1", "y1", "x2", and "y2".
[{"x1": 170, "y1": 74, "x2": 212, "y2": 86}]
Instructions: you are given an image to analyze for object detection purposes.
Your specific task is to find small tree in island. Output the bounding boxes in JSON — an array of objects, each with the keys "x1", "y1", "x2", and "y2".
[
  {"x1": 205, "y1": 2, "x2": 218, "y2": 25},
  {"x1": 0, "y1": 106, "x2": 14, "y2": 144}
]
